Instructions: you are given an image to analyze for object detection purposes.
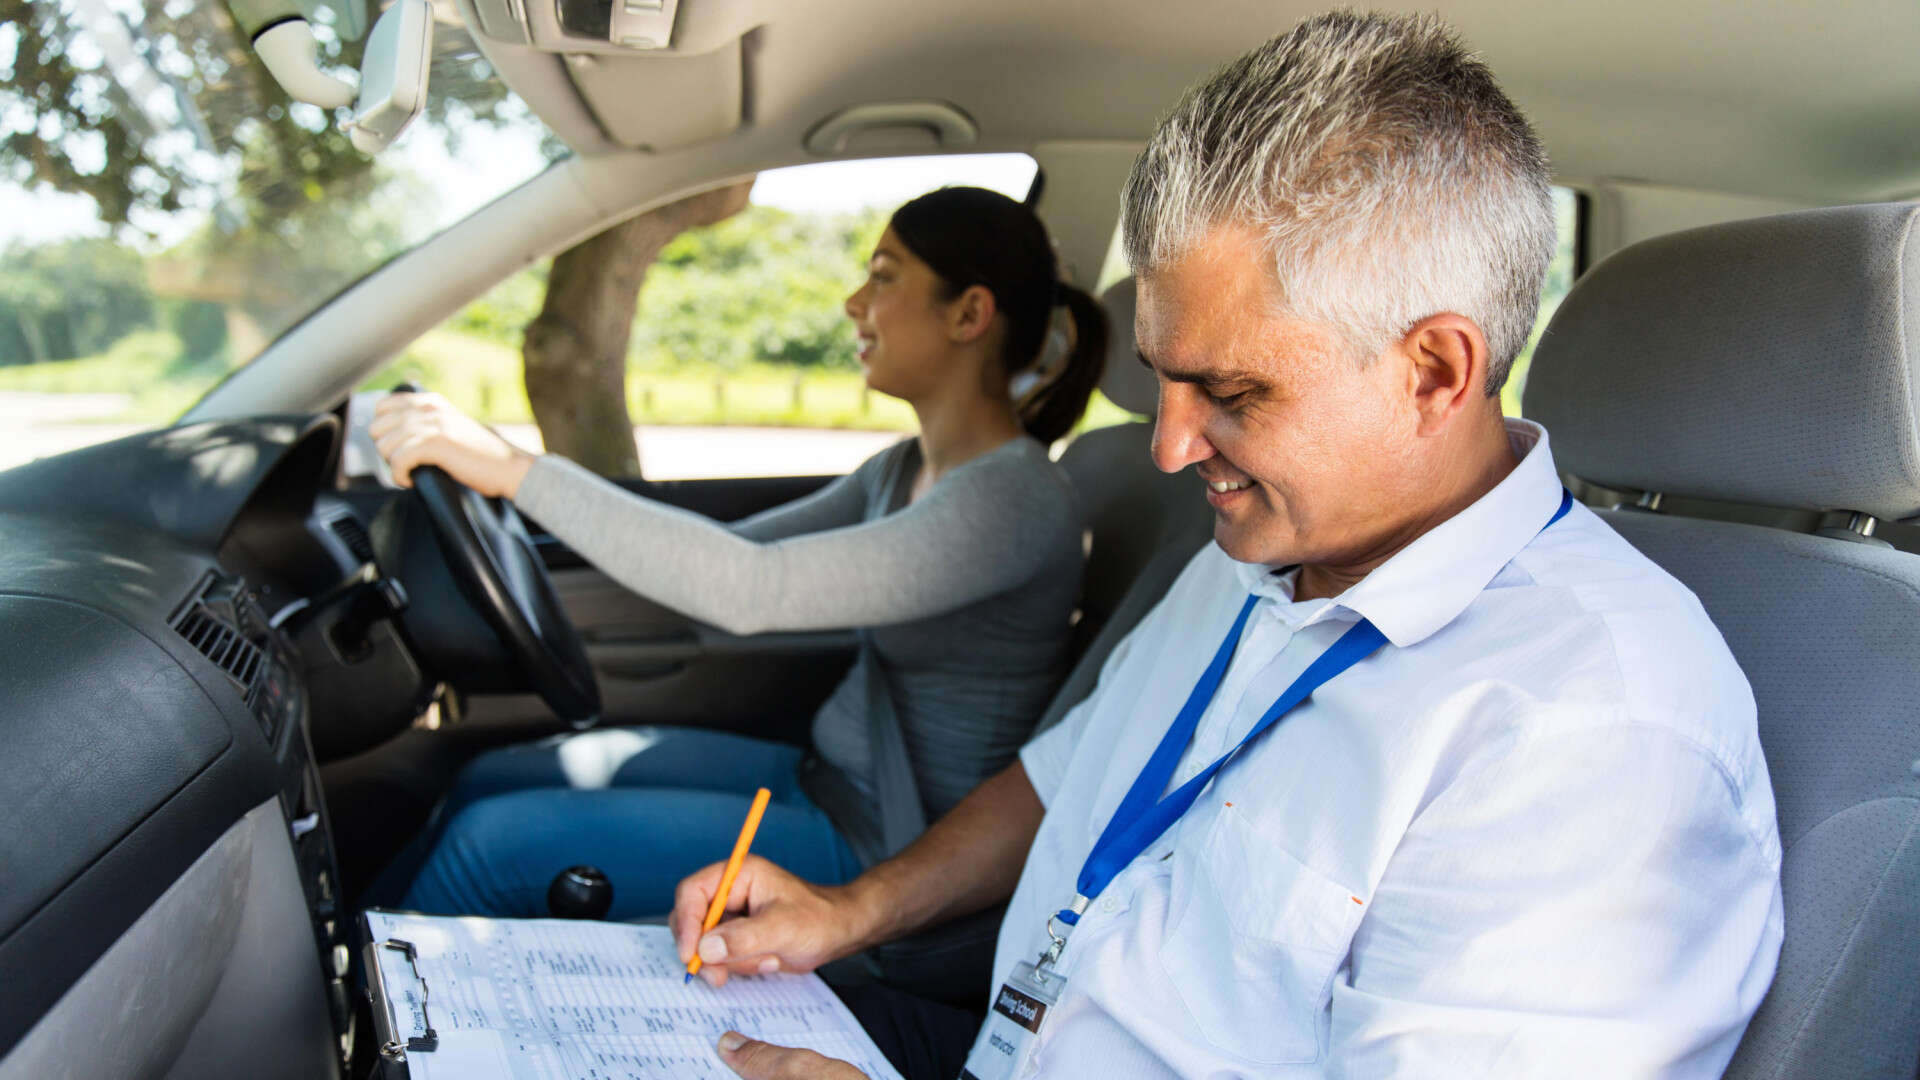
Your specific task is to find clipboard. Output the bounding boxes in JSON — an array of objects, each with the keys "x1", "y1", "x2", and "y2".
[
  {"x1": 354, "y1": 907, "x2": 908, "y2": 1080},
  {"x1": 361, "y1": 912, "x2": 439, "y2": 1079}
]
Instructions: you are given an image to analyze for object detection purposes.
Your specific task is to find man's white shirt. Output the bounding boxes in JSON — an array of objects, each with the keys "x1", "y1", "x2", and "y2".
[{"x1": 1000, "y1": 420, "x2": 1783, "y2": 1078}]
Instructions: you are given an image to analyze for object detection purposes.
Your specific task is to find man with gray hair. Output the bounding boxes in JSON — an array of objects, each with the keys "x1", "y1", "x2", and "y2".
[{"x1": 679, "y1": 12, "x2": 1782, "y2": 1079}]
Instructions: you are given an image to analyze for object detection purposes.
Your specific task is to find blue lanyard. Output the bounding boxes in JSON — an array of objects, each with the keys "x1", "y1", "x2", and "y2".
[{"x1": 1051, "y1": 488, "x2": 1574, "y2": 937}]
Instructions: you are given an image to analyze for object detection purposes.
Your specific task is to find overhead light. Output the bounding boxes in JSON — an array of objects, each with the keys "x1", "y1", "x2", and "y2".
[{"x1": 553, "y1": 0, "x2": 679, "y2": 50}]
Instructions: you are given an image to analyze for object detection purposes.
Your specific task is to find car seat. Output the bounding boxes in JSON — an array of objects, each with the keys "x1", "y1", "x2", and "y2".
[
  {"x1": 843, "y1": 280, "x2": 1212, "y2": 1003},
  {"x1": 1524, "y1": 202, "x2": 1920, "y2": 1080},
  {"x1": 1054, "y1": 279, "x2": 1214, "y2": 661},
  {"x1": 1040, "y1": 278, "x2": 1215, "y2": 729}
]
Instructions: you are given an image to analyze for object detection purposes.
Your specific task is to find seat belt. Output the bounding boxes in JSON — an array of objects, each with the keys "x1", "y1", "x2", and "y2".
[
  {"x1": 859, "y1": 628, "x2": 930, "y2": 859},
  {"x1": 796, "y1": 438, "x2": 930, "y2": 865}
]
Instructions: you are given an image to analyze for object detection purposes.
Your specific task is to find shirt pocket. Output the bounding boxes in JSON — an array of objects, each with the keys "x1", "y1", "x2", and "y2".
[{"x1": 1160, "y1": 806, "x2": 1366, "y2": 1065}]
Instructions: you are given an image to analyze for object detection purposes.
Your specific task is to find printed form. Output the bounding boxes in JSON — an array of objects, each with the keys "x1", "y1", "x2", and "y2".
[{"x1": 365, "y1": 910, "x2": 905, "y2": 1080}]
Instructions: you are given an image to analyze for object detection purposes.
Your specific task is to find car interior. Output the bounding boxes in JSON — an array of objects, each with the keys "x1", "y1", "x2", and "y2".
[{"x1": 2, "y1": 1, "x2": 1918, "y2": 1078}]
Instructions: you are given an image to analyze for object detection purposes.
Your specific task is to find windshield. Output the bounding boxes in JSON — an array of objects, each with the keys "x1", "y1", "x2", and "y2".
[{"x1": 0, "y1": 0, "x2": 559, "y2": 467}]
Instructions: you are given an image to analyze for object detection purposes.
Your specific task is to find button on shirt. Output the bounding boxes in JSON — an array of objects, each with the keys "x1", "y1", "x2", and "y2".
[{"x1": 1001, "y1": 420, "x2": 1783, "y2": 1078}]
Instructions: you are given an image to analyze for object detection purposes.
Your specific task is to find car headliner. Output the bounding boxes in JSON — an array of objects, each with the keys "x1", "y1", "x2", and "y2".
[
  {"x1": 507, "y1": 0, "x2": 1918, "y2": 204},
  {"x1": 187, "y1": 0, "x2": 1917, "y2": 421}
]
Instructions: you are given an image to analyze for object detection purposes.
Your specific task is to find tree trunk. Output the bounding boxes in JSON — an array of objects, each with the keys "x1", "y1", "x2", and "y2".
[
  {"x1": 223, "y1": 306, "x2": 270, "y2": 365},
  {"x1": 522, "y1": 180, "x2": 754, "y2": 476},
  {"x1": 16, "y1": 312, "x2": 46, "y2": 365}
]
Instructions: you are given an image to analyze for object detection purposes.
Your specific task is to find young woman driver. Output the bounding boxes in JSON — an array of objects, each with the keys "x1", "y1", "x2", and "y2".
[{"x1": 369, "y1": 186, "x2": 1107, "y2": 919}]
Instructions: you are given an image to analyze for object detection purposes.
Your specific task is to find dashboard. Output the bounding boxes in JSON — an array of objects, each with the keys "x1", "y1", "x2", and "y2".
[{"x1": 0, "y1": 415, "x2": 460, "y2": 1079}]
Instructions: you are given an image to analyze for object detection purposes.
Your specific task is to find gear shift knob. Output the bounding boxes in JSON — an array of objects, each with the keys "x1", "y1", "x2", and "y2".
[{"x1": 547, "y1": 865, "x2": 613, "y2": 919}]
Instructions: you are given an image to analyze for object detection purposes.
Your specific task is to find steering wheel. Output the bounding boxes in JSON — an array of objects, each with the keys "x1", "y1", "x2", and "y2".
[{"x1": 393, "y1": 387, "x2": 601, "y2": 728}]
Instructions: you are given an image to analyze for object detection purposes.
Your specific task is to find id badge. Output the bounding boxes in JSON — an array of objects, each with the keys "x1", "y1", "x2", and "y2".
[{"x1": 959, "y1": 961, "x2": 1065, "y2": 1080}]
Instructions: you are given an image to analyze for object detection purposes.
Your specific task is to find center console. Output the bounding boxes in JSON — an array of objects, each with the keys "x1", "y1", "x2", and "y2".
[{"x1": 180, "y1": 572, "x2": 359, "y2": 1068}]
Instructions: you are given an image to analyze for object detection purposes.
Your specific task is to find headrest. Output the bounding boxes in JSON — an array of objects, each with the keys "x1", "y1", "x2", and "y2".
[
  {"x1": 1524, "y1": 202, "x2": 1920, "y2": 520},
  {"x1": 1098, "y1": 278, "x2": 1157, "y2": 416}
]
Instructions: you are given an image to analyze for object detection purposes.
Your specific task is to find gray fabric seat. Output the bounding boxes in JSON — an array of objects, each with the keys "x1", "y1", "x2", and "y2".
[
  {"x1": 841, "y1": 280, "x2": 1210, "y2": 1002},
  {"x1": 1524, "y1": 203, "x2": 1920, "y2": 1080},
  {"x1": 1046, "y1": 278, "x2": 1212, "y2": 728}
]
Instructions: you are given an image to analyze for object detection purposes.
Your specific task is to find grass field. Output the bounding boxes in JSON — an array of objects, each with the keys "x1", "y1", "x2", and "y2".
[
  {"x1": 0, "y1": 331, "x2": 213, "y2": 421},
  {"x1": 0, "y1": 326, "x2": 1135, "y2": 434}
]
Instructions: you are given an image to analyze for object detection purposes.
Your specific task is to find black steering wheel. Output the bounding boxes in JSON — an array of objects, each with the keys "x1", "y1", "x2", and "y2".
[{"x1": 393, "y1": 387, "x2": 601, "y2": 728}]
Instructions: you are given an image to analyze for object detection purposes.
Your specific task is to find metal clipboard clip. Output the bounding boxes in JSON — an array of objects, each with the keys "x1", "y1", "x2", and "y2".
[{"x1": 365, "y1": 937, "x2": 440, "y2": 1060}]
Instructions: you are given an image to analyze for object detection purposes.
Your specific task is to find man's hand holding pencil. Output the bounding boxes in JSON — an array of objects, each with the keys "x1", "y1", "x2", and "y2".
[
  {"x1": 671, "y1": 790, "x2": 882, "y2": 990},
  {"x1": 667, "y1": 788, "x2": 886, "y2": 1078},
  {"x1": 671, "y1": 852, "x2": 873, "y2": 988}
]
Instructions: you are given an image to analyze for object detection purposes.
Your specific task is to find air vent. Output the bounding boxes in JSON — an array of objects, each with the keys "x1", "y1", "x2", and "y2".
[
  {"x1": 176, "y1": 609, "x2": 266, "y2": 691},
  {"x1": 329, "y1": 513, "x2": 375, "y2": 562},
  {"x1": 169, "y1": 573, "x2": 267, "y2": 700}
]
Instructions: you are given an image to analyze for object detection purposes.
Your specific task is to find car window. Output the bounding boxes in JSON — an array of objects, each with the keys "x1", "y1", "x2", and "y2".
[
  {"x1": 0, "y1": 0, "x2": 557, "y2": 471},
  {"x1": 1502, "y1": 186, "x2": 1583, "y2": 417},
  {"x1": 364, "y1": 153, "x2": 1040, "y2": 481}
]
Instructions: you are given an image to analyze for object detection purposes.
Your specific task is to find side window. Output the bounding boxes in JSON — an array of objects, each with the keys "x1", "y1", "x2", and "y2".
[
  {"x1": 1069, "y1": 219, "x2": 1149, "y2": 439},
  {"x1": 1502, "y1": 186, "x2": 1583, "y2": 416},
  {"x1": 367, "y1": 154, "x2": 1039, "y2": 480}
]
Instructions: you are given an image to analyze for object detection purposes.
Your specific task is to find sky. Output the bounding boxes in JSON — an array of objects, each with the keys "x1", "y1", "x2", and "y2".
[
  {"x1": 749, "y1": 154, "x2": 1038, "y2": 214},
  {"x1": 0, "y1": 185, "x2": 108, "y2": 247}
]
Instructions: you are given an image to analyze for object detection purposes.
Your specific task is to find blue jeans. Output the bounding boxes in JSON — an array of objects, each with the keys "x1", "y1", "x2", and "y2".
[{"x1": 395, "y1": 727, "x2": 862, "y2": 919}]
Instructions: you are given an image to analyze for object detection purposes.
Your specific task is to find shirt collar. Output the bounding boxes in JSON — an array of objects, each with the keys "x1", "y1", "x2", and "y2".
[{"x1": 1231, "y1": 419, "x2": 1565, "y2": 647}]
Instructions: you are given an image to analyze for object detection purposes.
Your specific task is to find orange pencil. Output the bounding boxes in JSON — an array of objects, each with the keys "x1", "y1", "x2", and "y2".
[{"x1": 686, "y1": 786, "x2": 773, "y2": 982}]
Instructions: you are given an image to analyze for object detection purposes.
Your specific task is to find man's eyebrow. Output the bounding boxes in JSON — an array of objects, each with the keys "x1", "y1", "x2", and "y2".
[{"x1": 1137, "y1": 348, "x2": 1265, "y2": 388}]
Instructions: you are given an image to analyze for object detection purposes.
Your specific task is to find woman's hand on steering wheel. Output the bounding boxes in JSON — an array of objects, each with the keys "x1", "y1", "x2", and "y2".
[
  {"x1": 368, "y1": 385, "x2": 602, "y2": 728},
  {"x1": 370, "y1": 390, "x2": 536, "y2": 497}
]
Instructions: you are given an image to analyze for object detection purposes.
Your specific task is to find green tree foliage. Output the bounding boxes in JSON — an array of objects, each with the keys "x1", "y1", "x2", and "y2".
[
  {"x1": 450, "y1": 262, "x2": 548, "y2": 342},
  {"x1": 628, "y1": 204, "x2": 890, "y2": 371},
  {"x1": 0, "y1": 0, "x2": 548, "y2": 377},
  {"x1": 0, "y1": 0, "x2": 374, "y2": 232},
  {"x1": 0, "y1": 237, "x2": 233, "y2": 370},
  {"x1": 443, "y1": 203, "x2": 893, "y2": 376},
  {"x1": 0, "y1": 238, "x2": 152, "y2": 363}
]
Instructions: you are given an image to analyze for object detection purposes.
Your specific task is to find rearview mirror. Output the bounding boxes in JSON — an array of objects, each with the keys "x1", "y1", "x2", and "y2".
[{"x1": 346, "y1": 0, "x2": 433, "y2": 154}]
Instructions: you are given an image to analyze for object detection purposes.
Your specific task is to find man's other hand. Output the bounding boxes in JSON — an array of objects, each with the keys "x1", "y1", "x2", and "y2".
[
  {"x1": 717, "y1": 1032, "x2": 869, "y2": 1080},
  {"x1": 672, "y1": 855, "x2": 871, "y2": 987}
]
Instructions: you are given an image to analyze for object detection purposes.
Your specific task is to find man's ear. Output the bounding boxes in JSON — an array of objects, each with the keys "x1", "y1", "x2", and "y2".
[
  {"x1": 948, "y1": 284, "x2": 998, "y2": 344},
  {"x1": 1399, "y1": 313, "x2": 1490, "y2": 436}
]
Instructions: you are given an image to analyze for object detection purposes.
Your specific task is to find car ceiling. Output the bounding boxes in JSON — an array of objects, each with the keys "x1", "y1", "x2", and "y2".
[
  {"x1": 475, "y1": 0, "x2": 1920, "y2": 206},
  {"x1": 183, "y1": 0, "x2": 1917, "y2": 422}
]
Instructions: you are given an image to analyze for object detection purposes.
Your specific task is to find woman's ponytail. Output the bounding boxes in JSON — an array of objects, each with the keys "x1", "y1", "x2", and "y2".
[{"x1": 1017, "y1": 284, "x2": 1107, "y2": 445}]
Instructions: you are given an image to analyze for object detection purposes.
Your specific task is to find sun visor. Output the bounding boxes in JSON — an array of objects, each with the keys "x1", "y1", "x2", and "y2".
[
  {"x1": 462, "y1": 0, "x2": 754, "y2": 151},
  {"x1": 562, "y1": 39, "x2": 743, "y2": 151}
]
